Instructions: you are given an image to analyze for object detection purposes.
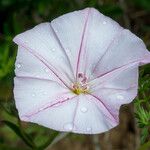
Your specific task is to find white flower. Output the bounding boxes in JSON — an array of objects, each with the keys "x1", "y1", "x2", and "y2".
[{"x1": 13, "y1": 8, "x2": 150, "y2": 134}]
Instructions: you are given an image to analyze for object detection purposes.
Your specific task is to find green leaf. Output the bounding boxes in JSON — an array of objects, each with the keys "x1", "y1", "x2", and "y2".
[
  {"x1": 138, "y1": 141, "x2": 150, "y2": 150},
  {"x1": 134, "y1": 0, "x2": 150, "y2": 11},
  {"x1": 1, "y1": 120, "x2": 36, "y2": 149},
  {"x1": 0, "y1": 143, "x2": 30, "y2": 150},
  {"x1": 38, "y1": 131, "x2": 59, "y2": 150},
  {"x1": 38, "y1": 131, "x2": 68, "y2": 150},
  {"x1": 0, "y1": 43, "x2": 16, "y2": 79},
  {"x1": 140, "y1": 128, "x2": 149, "y2": 144}
]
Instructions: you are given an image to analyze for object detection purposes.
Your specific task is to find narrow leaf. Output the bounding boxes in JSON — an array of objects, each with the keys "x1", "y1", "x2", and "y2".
[{"x1": 1, "y1": 120, "x2": 36, "y2": 149}]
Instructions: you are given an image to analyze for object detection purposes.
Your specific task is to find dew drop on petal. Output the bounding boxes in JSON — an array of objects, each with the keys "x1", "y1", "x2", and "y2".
[
  {"x1": 42, "y1": 91, "x2": 47, "y2": 95},
  {"x1": 32, "y1": 93, "x2": 36, "y2": 97},
  {"x1": 80, "y1": 107, "x2": 88, "y2": 113},
  {"x1": 45, "y1": 68, "x2": 49, "y2": 73},
  {"x1": 38, "y1": 108, "x2": 43, "y2": 111},
  {"x1": 66, "y1": 48, "x2": 71, "y2": 54},
  {"x1": 117, "y1": 95, "x2": 124, "y2": 100},
  {"x1": 24, "y1": 40, "x2": 28, "y2": 44},
  {"x1": 51, "y1": 48, "x2": 55, "y2": 52},
  {"x1": 53, "y1": 103, "x2": 62, "y2": 107},
  {"x1": 86, "y1": 127, "x2": 92, "y2": 132},
  {"x1": 63, "y1": 123, "x2": 73, "y2": 131},
  {"x1": 103, "y1": 21, "x2": 106, "y2": 24},
  {"x1": 35, "y1": 75, "x2": 40, "y2": 78},
  {"x1": 16, "y1": 63, "x2": 22, "y2": 69}
]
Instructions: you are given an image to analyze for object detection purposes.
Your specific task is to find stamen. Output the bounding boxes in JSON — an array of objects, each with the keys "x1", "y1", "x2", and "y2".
[{"x1": 72, "y1": 73, "x2": 89, "y2": 95}]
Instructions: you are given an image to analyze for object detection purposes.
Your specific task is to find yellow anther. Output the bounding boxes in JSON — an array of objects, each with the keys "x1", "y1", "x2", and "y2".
[{"x1": 72, "y1": 82, "x2": 89, "y2": 95}]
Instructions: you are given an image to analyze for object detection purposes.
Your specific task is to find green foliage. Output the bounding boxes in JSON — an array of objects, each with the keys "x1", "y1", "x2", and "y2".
[
  {"x1": 134, "y1": 68, "x2": 150, "y2": 148},
  {"x1": 0, "y1": 0, "x2": 150, "y2": 149},
  {"x1": 138, "y1": 141, "x2": 150, "y2": 150},
  {"x1": 135, "y1": 106, "x2": 150, "y2": 128},
  {"x1": 134, "y1": 0, "x2": 150, "y2": 11},
  {"x1": 0, "y1": 43, "x2": 16, "y2": 79},
  {"x1": 1, "y1": 120, "x2": 36, "y2": 148}
]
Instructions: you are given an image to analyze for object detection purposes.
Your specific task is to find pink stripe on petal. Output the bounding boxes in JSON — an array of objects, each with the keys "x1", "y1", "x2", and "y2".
[
  {"x1": 16, "y1": 75, "x2": 66, "y2": 88},
  {"x1": 89, "y1": 93, "x2": 118, "y2": 123},
  {"x1": 14, "y1": 39, "x2": 71, "y2": 89},
  {"x1": 22, "y1": 94, "x2": 77, "y2": 119},
  {"x1": 90, "y1": 58, "x2": 147, "y2": 83},
  {"x1": 89, "y1": 29, "x2": 124, "y2": 79},
  {"x1": 50, "y1": 24, "x2": 75, "y2": 80},
  {"x1": 76, "y1": 8, "x2": 91, "y2": 80},
  {"x1": 91, "y1": 82, "x2": 137, "y2": 92}
]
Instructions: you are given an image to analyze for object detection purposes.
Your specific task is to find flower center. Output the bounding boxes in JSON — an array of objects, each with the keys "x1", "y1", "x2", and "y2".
[{"x1": 72, "y1": 73, "x2": 89, "y2": 95}]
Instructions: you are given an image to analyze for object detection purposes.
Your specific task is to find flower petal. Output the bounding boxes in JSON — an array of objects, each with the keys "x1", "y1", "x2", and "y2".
[
  {"x1": 13, "y1": 23, "x2": 74, "y2": 87},
  {"x1": 50, "y1": 7, "x2": 149, "y2": 82},
  {"x1": 90, "y1": 29, "x2": 150, "y2": 80},
  {"x1": 51, "y1": 8, "x2": 124, "y2": 78},
  {"x1": 90, "y1": 65, "x2": 139, "y2": 122},
  {"x1": 15, "y1": 46, "x2": 67, "y2": 87},
  {"x1": 14, "y1": 76, "x2": 76, "y2": 123},
  {"x1": 15, "y1": 76, "x2": 118, "y2": 134},
  {"x1": 71, "y1": 95, "x2": 117, "y2": 134},
  {"x1": 90, "y1": 62, "x2": 139, "y2": 90},
  {"x1": 51, "y1": 8, "x2": 92, "y2": 78}
]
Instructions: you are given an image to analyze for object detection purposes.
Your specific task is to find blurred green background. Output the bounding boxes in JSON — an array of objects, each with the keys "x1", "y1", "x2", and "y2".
[{"x1": 0, "y1": 0, "x2": 150, "y2": 150}]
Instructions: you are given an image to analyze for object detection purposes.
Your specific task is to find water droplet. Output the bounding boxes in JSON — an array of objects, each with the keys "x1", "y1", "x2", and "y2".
[
  {"x1": 63, "y1": 123, "x2": 73, "y2": 131},
  {"x1": 86, "y1": 127, "x2": 92, "y2": 132},
  {"x1": 32, "y1": 93, "x2": 36, "y2": 97},
  {"x1": 38, "y1": 108, "x2": 43, "y2": 111},
  {"x1": 24, "y1": 40, "x2": 28, "y2": 44},
  {"x1": 103, "y1": 21, "x2": 107, "y2": 24},
  {"x1": 53, "y1": 103, "x2": 62, "y2": 107},
  {"x1": 45, "y1": 68, "x2": 49, "y2": 73},
  {"x1": 103, "y1": 21, "x2": 106, "y2": 24},
  {"x1": 35, "y1": 75, "x2": 40, "y2": 78},
  {"x1": 117, "y1": 95, "x2": 124, "y2": 100},
  {"x1": 80, "y1": 107, "x2": 88, "y2": 113},
  {"x1": 16, "y1": 63, "x2": 21, "y2": 69},
  {"x1": 51, "y1": 48, "x2": 55, "y2": 52},
  {"x1": 42, "y1": 91, "x2": 47, "y2": 95},
  {"x1": 66, "y1": 48, "x2": 71, "y2": 54}
]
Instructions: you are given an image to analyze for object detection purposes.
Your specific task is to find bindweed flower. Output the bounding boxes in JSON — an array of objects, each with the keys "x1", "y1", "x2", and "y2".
[{"x1": 13, "y1": 8, "x2": 150, "y2": 134}]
